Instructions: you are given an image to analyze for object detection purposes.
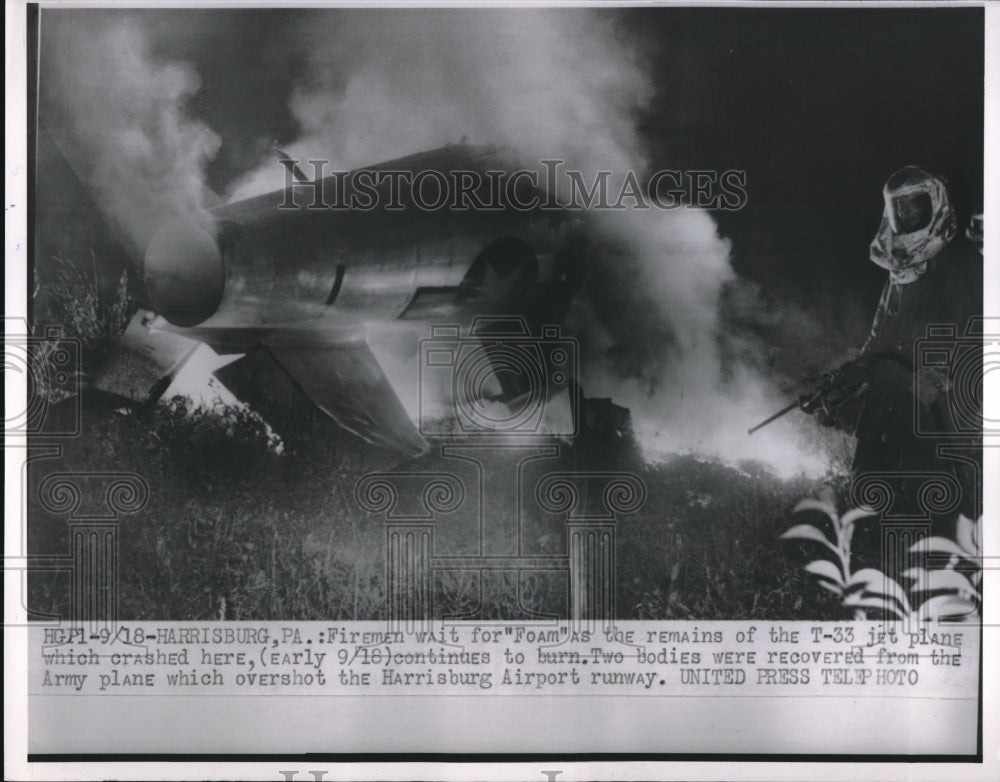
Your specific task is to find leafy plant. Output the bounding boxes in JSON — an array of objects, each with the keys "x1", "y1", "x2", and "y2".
[
  {"x1": 42, "y1": 253, "x2": 132, "y2": 355},
  {"x1": 903, "y1": 514, "x2": 982, "y2": 624},
  {"x1": 31, "y1": 252, "x2": 134, "y2": 402},
  {"x1": 781, "y1": 495, "x2": 906, "y2": 619},
  {"x1": 784, "y1": 495, "x2": 983, "y2": 623}
]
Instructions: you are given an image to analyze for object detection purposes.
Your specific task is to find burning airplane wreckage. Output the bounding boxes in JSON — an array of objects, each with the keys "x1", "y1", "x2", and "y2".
[
  {"x1": 31, "y1": 8, "x2": 841, "y2": 479},
  {"x1": 66, "y1": 144, "x2": 651, "y2": 459},
  {"x1": 23, "y1": 6, "x2": 985, "y2": 634}
]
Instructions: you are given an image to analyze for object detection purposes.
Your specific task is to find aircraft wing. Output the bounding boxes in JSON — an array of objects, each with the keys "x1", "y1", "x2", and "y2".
[
  {"x1": 90, "y1": 310, "x2": 201, "y2": 405},
  {"x1": 260, "y1": 330, "x2": 428, "y2": 456},
  {"x1": 94, "y1": 314, "x2": 427, "y2": 455}
]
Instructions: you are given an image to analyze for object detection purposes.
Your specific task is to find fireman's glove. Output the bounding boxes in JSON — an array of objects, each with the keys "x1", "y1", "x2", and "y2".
[{"x1": 798, "y1": 391, "x2": 822, "y2": 414}]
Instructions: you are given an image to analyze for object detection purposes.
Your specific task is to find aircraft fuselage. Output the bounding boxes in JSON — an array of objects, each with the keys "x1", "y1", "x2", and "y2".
[{"x1": 142, "y1": 146, "x2": 585, "y2": 349}]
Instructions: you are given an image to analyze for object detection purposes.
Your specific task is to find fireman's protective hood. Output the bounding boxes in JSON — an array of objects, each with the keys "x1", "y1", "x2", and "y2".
[{"x1": 869, "y1": 166, "x2": 956, "y2": 284}]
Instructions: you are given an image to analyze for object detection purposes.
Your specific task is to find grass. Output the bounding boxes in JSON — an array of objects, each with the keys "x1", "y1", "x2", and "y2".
[
  {"x1": 32, "y1": 253, "x2": 133, "y2": 378},
  {"x1": 26, "y1": 252, "x2": 868, "y2": 622},
  {"x1": 27, "y1": 394, "x2": 865, "y2": 621}
]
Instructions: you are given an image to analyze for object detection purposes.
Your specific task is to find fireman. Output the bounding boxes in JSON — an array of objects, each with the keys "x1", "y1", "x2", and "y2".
[{"x1": 850, "y1": 166, "x2": 982, "y2": 530}]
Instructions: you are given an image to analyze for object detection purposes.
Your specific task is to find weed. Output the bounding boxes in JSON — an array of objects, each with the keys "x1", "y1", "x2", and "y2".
[
  {"x1": 904, "y1": 513, "x2": 982, "y2": 623},
  {"x1": 783, "y1": 494, "x2": 983, "y2": 623},
  {"x1": 30, "y1": 252, "x2": 133, "y2": 402},
  {"x1": 26, "y1": 254, "x2": 861, "y2": 620}
]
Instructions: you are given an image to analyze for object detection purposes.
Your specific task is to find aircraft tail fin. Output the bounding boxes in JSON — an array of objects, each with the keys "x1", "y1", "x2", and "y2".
[{"x1": 274, "y1": 146, "x2": 310, "y2": 183}]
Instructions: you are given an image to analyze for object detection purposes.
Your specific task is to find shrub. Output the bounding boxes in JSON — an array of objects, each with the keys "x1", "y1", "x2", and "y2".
[{"x1": 783, "y1": 494, "x2": 982, "y2": 623}]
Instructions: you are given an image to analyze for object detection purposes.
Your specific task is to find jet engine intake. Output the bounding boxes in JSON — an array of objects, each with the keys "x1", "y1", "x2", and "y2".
[{"x1": 143, "y1": 217, "x2": 226, "y2": 327}]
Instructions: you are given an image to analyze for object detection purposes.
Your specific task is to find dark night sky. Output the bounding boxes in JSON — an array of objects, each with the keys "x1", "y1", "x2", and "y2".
[
  {"x1": 35, "y1": 6, "x2": 984, "y2": 368},
  {"x1": 633, "y1": 8, "x2": 983, "y2": 293}
]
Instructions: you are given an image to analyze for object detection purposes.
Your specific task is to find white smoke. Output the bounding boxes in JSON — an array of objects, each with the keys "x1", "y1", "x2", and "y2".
[
  {"x1": 228, "y1": 10, "x2": 650, "y2": 199},
  {"x1": 229, "y1": 9, "x2": 829, "y2": 476},
  {"x1": 43, "y1": 14, "x2": 220, "y2": 257},
  {"x1": 574, "y1": 208, "x2": 832, "y2": 478},
  {"x1": 43, "y1": 9, "x2": 833, "y2": 477}
]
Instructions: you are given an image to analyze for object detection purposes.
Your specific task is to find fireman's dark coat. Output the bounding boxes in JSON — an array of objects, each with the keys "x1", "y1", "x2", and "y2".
[{"x1": 856, "y1": 237, "x2": 982, "y2": 447}]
